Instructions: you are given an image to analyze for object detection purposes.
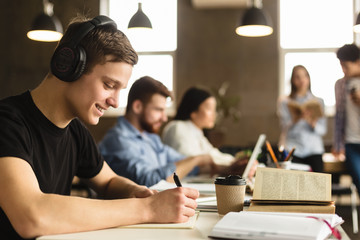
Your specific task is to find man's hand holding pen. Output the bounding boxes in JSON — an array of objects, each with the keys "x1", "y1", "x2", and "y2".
[{"x1": 145, "y1": 186, "x2": 199, "y2": 223}]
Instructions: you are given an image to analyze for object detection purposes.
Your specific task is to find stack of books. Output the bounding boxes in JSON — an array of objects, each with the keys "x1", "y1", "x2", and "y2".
[{"x1": 247, "y1": 167, "x2": 335, "y2": 214}]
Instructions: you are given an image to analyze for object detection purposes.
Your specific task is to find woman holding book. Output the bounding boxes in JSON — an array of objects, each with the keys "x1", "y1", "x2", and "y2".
[
  {"x1": 277, "y1": 65, "x2": 327, "y2": 172},
  {"x1": 162, "y1": 87, "x2": 256, "y2": 178}
]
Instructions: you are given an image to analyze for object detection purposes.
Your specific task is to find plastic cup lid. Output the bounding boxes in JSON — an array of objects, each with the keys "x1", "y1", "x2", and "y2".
[{"x1": 214, "y1": 175, "x2": 246, "y2": 185}]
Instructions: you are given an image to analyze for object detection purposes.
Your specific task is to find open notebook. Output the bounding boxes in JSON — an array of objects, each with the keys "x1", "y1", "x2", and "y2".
[
  {"x1": 150, "y1": 180, "x2": 216, "y2": 194},
  {"x1": 209, "y1": 211, "x2": 343, "y2": 240},
  {"x1": 119, "y1": 211, "x2": 199, "y2": 229}
]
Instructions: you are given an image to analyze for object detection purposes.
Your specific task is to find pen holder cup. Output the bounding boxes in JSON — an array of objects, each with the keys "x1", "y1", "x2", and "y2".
[
  {"x1": 265, "y1": 154, "x2": 278, "y2": 168},
  {"x1": 279, "y1": 160, "x2": 292, "y2": 170},
  {"x1": 215, "y1": 175, "x2": 246, "y2": 216}
]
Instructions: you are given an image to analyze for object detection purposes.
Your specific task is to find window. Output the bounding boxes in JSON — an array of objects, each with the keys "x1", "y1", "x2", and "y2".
[
  {"x1": 100, "y1": 0, "x2": 177, "y2": 115},
  {"x1": 279, "y1": 0, "x2": 354, "y2": 115}
]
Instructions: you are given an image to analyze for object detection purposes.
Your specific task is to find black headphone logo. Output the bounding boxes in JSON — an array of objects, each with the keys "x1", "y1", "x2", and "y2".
[{"x1": 50, "y1": 15, "x2": 117, "y2": 82}]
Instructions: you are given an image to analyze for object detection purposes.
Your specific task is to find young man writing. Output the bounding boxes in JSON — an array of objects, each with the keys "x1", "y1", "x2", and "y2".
[
  {"x1": 98, "y1": 76, "x2": 215, "y2": 187},
  {"x1": 0, "y1": 16, "x2": 198, "y2": 239}
]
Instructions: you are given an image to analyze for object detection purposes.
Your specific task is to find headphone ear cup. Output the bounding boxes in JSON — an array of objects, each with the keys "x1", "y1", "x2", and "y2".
[
  {"x1": 50, "y1": 44, "x2": 86, "y2": 82},
  {"x1": 70, "y1": 46, "x2": 86, "y2": 82}
]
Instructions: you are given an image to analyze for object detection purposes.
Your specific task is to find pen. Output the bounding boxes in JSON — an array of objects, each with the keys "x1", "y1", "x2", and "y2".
[
  {"x1": 173, "y1": 172, "x2": 182, "y2": 187},
  {"x1": 284, "y1": 147, "x2": 295, "y2": 162},
  {"x1": 265, "y1": 141, "x2": 280, "y2": 168},
  {"x1": 278, "y1": 145, "x2": 284, "y2": 161},
  {"x1": 283, "y1": 149, "x2": 289, "y2": 161}
]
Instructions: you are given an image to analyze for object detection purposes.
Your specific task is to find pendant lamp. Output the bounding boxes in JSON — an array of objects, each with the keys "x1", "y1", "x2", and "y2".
[
  {"x1": 128, "y1": 2, "x2": 152, "y2": 29},
  {"x1": 27, "y1": 0, "x2": 63, "y2": 42},
  {"x1": 235, "y1": 1, "x2": 273, "y2": 37}
]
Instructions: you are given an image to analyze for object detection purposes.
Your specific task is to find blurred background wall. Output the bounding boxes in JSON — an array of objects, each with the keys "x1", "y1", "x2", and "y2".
[{"x1": 0, "y1": 0, "x2": 334, "y2": 148}]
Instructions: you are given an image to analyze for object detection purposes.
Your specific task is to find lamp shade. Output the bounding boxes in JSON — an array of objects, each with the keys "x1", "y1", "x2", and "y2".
[
  {"x1": 354, "y1": 12, "x2": 360, "y2": 33},
  {"x1": 235, "y1": 7, "x2": 273, "y2": 37},
  {"x1": 27, "y1": 13, "x2": 63, "y2": 42},
  {"x1": 128, "y1": 3, "x2": 152, "y2": 29}
]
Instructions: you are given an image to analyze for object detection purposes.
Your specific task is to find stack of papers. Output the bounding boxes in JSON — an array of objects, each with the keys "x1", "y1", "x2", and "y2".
[
  {"x1": 150, "y1": 180, "x2": 216, "y2": 194},
  {"x1": 150, "y1": 180, "x2": 219, "y2": 212},
  {"x1": 209, "y1": 211, "x2": 343, "y2": 240}
]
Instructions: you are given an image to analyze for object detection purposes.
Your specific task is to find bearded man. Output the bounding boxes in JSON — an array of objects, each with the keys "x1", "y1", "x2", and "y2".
[{"x1": 99, "y1": 76, "x2": 213, "y2": 187}]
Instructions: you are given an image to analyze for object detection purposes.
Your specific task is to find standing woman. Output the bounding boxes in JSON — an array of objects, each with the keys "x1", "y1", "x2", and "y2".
[
  {"x1": 277, "y1": 65, "x2": 327, "y2": 172},
  {"x1": 162, "y1": 87, "x2": 235, "y2": 167}
]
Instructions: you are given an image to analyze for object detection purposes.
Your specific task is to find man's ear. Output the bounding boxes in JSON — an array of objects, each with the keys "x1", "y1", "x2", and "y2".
[
  {"x1": 356, "y1": 59, "x2": 360, "y2": 66},
  {"x1": 132, "y1": 100, "x2": 143, "y2": 115},
  {"x1": 190, "y1": 111, "x2": 196, "y2": 121}
]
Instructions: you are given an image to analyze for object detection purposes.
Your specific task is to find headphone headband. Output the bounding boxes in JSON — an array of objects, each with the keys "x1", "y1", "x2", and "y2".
[{"x1": 70, "y1": 15, "x2": 117, "y2": 47}]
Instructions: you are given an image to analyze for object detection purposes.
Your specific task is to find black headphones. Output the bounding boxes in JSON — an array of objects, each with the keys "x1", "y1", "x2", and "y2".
[{"x1": 50, "y1": 15, "x2": 117, "y2": 82}]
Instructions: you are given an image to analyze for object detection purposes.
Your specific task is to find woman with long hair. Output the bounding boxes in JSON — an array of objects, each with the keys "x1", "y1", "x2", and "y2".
[
  {"x1": 277, "y1": 65, "x2": 327, "y2": 172},
  {"x1": 162, "y1": 87, "x2": 236, "y2": 166}
]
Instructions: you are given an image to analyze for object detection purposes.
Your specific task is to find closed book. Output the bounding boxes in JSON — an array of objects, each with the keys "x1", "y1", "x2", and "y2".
[{"x1": 248, "y1": 201, "x2": 335, "y2": 214}]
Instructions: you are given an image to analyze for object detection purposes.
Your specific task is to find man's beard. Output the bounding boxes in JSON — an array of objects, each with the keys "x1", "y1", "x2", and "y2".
[{"x1": 139, "y1": 112, "x2": 160, "y2": 133}]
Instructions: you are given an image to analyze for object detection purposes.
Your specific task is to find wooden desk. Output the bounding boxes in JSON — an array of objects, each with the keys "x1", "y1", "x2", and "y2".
[
  {"x1": 323, "y1": 153, "x2": 347, "y2": 174},
  {"x1": 37, "y1": 211, "x2": 349, "y2": 240},
  {"x1": 37, "y1": 212, "x2": 220, "y2": 240}
]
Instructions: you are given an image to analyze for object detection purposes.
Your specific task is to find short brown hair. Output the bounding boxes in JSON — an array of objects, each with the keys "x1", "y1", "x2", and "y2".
[
  {"x1": 126, "y1": 76, "x2": 172, "y2": 113},
  {"x1": 56, "y1": 15, "x2": 138, "y2": 75},
  {"x1": 337, "y1": 44, "x2": 360, "y2": 62}
]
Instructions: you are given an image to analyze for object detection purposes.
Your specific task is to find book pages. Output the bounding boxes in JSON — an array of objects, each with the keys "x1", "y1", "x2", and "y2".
[
  {"x1": 287, "y1": 99, "x2": 323, "y2": 122},
  {"x1": 253, "y1": 167, "x2": 331, "y2": 201}
]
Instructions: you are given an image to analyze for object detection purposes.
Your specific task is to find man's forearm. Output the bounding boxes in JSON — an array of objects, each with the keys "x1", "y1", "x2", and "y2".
[
  {"x1": 13, "y1": 192, "x2": 150, "y2": 238},
  {"x1": 102, "y1": 175, "x2": 146, "y2": 199}
]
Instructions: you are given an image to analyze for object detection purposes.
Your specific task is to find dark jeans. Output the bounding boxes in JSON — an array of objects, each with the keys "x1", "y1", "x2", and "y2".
[
  {"x1": 345, "y1": 143, "x2": 360, "y2": 195},
  {"x1": 292, "y1": 154, "x2": 324, "y2": 173}
]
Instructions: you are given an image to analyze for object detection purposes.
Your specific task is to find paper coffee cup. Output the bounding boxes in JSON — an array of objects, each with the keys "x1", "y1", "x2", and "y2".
[{"x1": 215, "y1": 175, "x2": 246, "y2": 215}]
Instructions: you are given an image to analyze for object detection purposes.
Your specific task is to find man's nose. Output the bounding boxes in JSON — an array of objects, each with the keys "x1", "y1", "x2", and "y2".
[
  {"x1": 162, "y1": 112, "x2": 168, "y2": 122},
  {"x1": 107, "y1": 91, "x2": 119, "y2": 108}
]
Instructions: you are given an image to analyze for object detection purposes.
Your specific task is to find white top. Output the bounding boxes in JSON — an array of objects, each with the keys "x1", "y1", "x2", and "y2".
[
  {"x1": 345, "y1": 78, "x2": 360, "y2": 143},
  {"x1": 162, "y1": 120, "x2": 234, "y2": 166}
]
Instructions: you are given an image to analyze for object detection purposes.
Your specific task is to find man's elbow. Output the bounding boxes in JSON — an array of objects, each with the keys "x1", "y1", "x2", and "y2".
[{"x1": 10, "y1": 207, "x2": 48, "y2": 239}]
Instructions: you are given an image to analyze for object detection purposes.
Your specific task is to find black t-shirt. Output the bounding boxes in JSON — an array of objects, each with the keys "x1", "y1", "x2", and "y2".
[{"x1": 0, "y1": 91, "x2": 104, "y2": 239}]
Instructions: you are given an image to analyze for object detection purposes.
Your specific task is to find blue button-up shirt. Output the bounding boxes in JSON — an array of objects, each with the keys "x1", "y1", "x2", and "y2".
[
  {"x1": 277, "y1": 92, "x2": 327, "y2": 158},
  {"x1": 98, "y1": 116, "x2": 195, "y2": 187}
]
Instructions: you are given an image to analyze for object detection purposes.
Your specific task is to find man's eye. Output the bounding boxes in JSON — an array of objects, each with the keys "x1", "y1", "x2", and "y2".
[{"x1": 105, "y1": 83, "x2": 114, "y2": 89}]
